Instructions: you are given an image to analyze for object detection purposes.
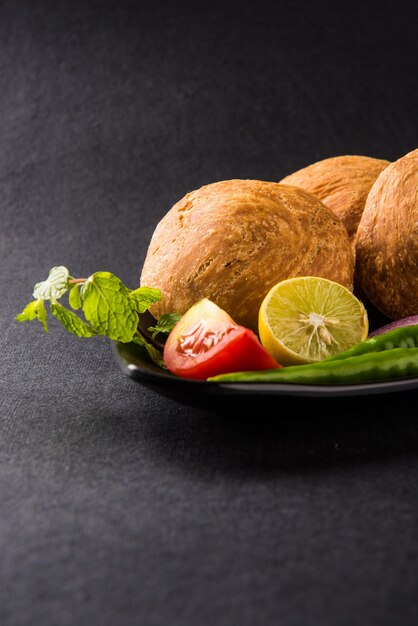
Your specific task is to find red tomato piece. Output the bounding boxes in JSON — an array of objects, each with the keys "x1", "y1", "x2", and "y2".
[{"x1": 163, "y1": 298, "x2": 280, "y2": 379}]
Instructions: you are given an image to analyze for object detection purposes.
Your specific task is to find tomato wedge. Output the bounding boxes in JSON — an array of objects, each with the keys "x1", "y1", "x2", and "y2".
[{"x1": 163, "y1": 298, "x2": 280, "y2": 379}]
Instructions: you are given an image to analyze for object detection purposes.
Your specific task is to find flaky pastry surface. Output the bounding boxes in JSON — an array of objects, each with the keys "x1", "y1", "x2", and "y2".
[
  {"x1": 355, "y1": 149, "x2": 418, "y2": 320},
  {"x1": 140, "y1": 179, "x2": 354, "y2": 331},
  {"x1": 280, "y1": 155, "x2": 389, "y2": 243}
]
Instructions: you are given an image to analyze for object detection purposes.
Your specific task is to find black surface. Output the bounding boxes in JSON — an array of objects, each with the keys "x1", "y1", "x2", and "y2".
[{"x1": 1, "y1": 2, "x2": 417, "y2": 625}]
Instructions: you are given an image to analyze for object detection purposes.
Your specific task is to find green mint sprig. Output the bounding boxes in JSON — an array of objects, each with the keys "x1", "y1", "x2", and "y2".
[
  {"x1": 15, "y1": 266, "x2": 178, "y2": 368},
  {"x1": 148, "y1": 313, "x2": 181, "y2": 340}
]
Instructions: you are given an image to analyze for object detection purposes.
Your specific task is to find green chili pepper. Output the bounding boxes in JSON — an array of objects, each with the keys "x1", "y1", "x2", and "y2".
[
  {"x1": 325, "y1": 324, "x2": 418, "y2": 361},
  {"x1": 208, "y1": 348, "x2": 418, "y2": 385}
]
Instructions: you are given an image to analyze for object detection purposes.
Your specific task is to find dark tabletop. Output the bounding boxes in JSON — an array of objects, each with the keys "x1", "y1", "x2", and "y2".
[{"x1": 1, "y1": 1, "x2": 417, "y2": 625}]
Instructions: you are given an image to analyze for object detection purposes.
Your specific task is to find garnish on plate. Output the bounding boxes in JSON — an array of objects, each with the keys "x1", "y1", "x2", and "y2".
[
  {"x1": 162, "y1": 298, "x2": 279, "y2": 379},
  {"x1": 15, "y1": 266, "x2": 180, "y2": 368},
  {"x1": 15, "y1": 267, "x2": 418, "y2": 385}
]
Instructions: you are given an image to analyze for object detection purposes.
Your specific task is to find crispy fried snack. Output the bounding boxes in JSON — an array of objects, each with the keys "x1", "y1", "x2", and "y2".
[
  {"x1": 355, "y1": 148, "x2": 418, "y2": 320},
  {"x1": 280, "y1": 155, "x2": 389, "y2": 244},
  {"x1": 140, "y1": 179, "x2": 354, "y2": 331}
]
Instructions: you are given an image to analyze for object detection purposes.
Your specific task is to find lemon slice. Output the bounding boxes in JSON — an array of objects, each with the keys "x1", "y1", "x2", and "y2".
[{"x1": 258, "y1": 276, "x2": 369, "y2": 365}]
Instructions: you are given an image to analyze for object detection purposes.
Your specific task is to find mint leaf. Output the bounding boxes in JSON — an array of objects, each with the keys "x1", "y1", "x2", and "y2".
[
  {"x1": 18, "y1": 268, "x2": 170, "y2": 371},
  {"x1": 50, "y1": 301, "x2": 97, "y2": 337},
  {"x1": 132, "y1": 333, "x2": 166, "y2": 368},
  {"x1": 148, "y1": 312, "x2": 180, "y2": 339},
  {"x1": 68, "y1": 284, "x2": 82, "y2": 310},
  {"x1": 16, "y1": 300, "x2": 39, "y2": 322},
  {"x1": 129, "y1": 286, "x2": 161, "y2": 313},
  {"x1": 16, "y1": 299, "x2": 48, "y2": 332},
  {"x1": 33, "y1": 266, "x2": 70, "y2": 300},
  {"x1": 37, "y1": 300, "x2": 48, "y2": 332},
  {"x1": 80, "y1": 271, "x2": 138, "y2": 342}
]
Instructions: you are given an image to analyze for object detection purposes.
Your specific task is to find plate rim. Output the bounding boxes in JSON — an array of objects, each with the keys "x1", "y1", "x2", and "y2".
[{"x1": 112, "y1": 341, "x2": 418, "y2": 399}]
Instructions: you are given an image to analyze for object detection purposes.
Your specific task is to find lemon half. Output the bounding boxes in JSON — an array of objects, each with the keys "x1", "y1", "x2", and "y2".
[{"x1": 258, "y1": 276, "x2": 369, "y2": 365}]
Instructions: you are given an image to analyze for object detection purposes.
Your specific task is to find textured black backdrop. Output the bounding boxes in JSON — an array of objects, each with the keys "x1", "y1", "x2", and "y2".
[{"x1": 1, "y1": 1, "x2": 417, "y2": 625}]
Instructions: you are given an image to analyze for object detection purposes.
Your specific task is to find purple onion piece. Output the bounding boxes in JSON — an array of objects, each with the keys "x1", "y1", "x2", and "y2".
[{"x1": 368, "y1": 315, "x2": 418, "y2": 338}]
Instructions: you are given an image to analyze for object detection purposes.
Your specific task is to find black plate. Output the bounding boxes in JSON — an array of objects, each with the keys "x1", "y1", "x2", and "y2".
[{"x1": 112, "y1": 341, "x2": 418, "y2": 408}]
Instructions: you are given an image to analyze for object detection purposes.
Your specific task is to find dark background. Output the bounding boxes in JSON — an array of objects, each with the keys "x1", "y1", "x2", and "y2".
[{"x1": 1, "y1": 1, "x2": 417, "y2": 625}]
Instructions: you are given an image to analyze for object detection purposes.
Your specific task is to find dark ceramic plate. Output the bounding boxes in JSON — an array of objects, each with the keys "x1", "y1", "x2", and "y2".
[{"x1": 112, "y1": 341, "x2": 418, "y2": 408}]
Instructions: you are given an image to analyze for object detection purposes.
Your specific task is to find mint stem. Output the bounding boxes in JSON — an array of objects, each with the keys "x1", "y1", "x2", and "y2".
[{"x1": 68, "y1": 278, "x2": 87, "y2": 284}]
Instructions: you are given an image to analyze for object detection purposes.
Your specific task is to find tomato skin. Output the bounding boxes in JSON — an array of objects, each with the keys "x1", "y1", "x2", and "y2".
[{"x1": 164, "y1": 324, "x2": 280, "y2": 380}]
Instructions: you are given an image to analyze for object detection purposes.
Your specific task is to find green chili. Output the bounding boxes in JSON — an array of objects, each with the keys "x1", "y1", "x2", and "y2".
[
  {"x1": 208, "y1": 348, "x2": 418, "y2": 385},
  {"x1": 325, "y1": 324, "x2": 418, "y2": 361}
]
